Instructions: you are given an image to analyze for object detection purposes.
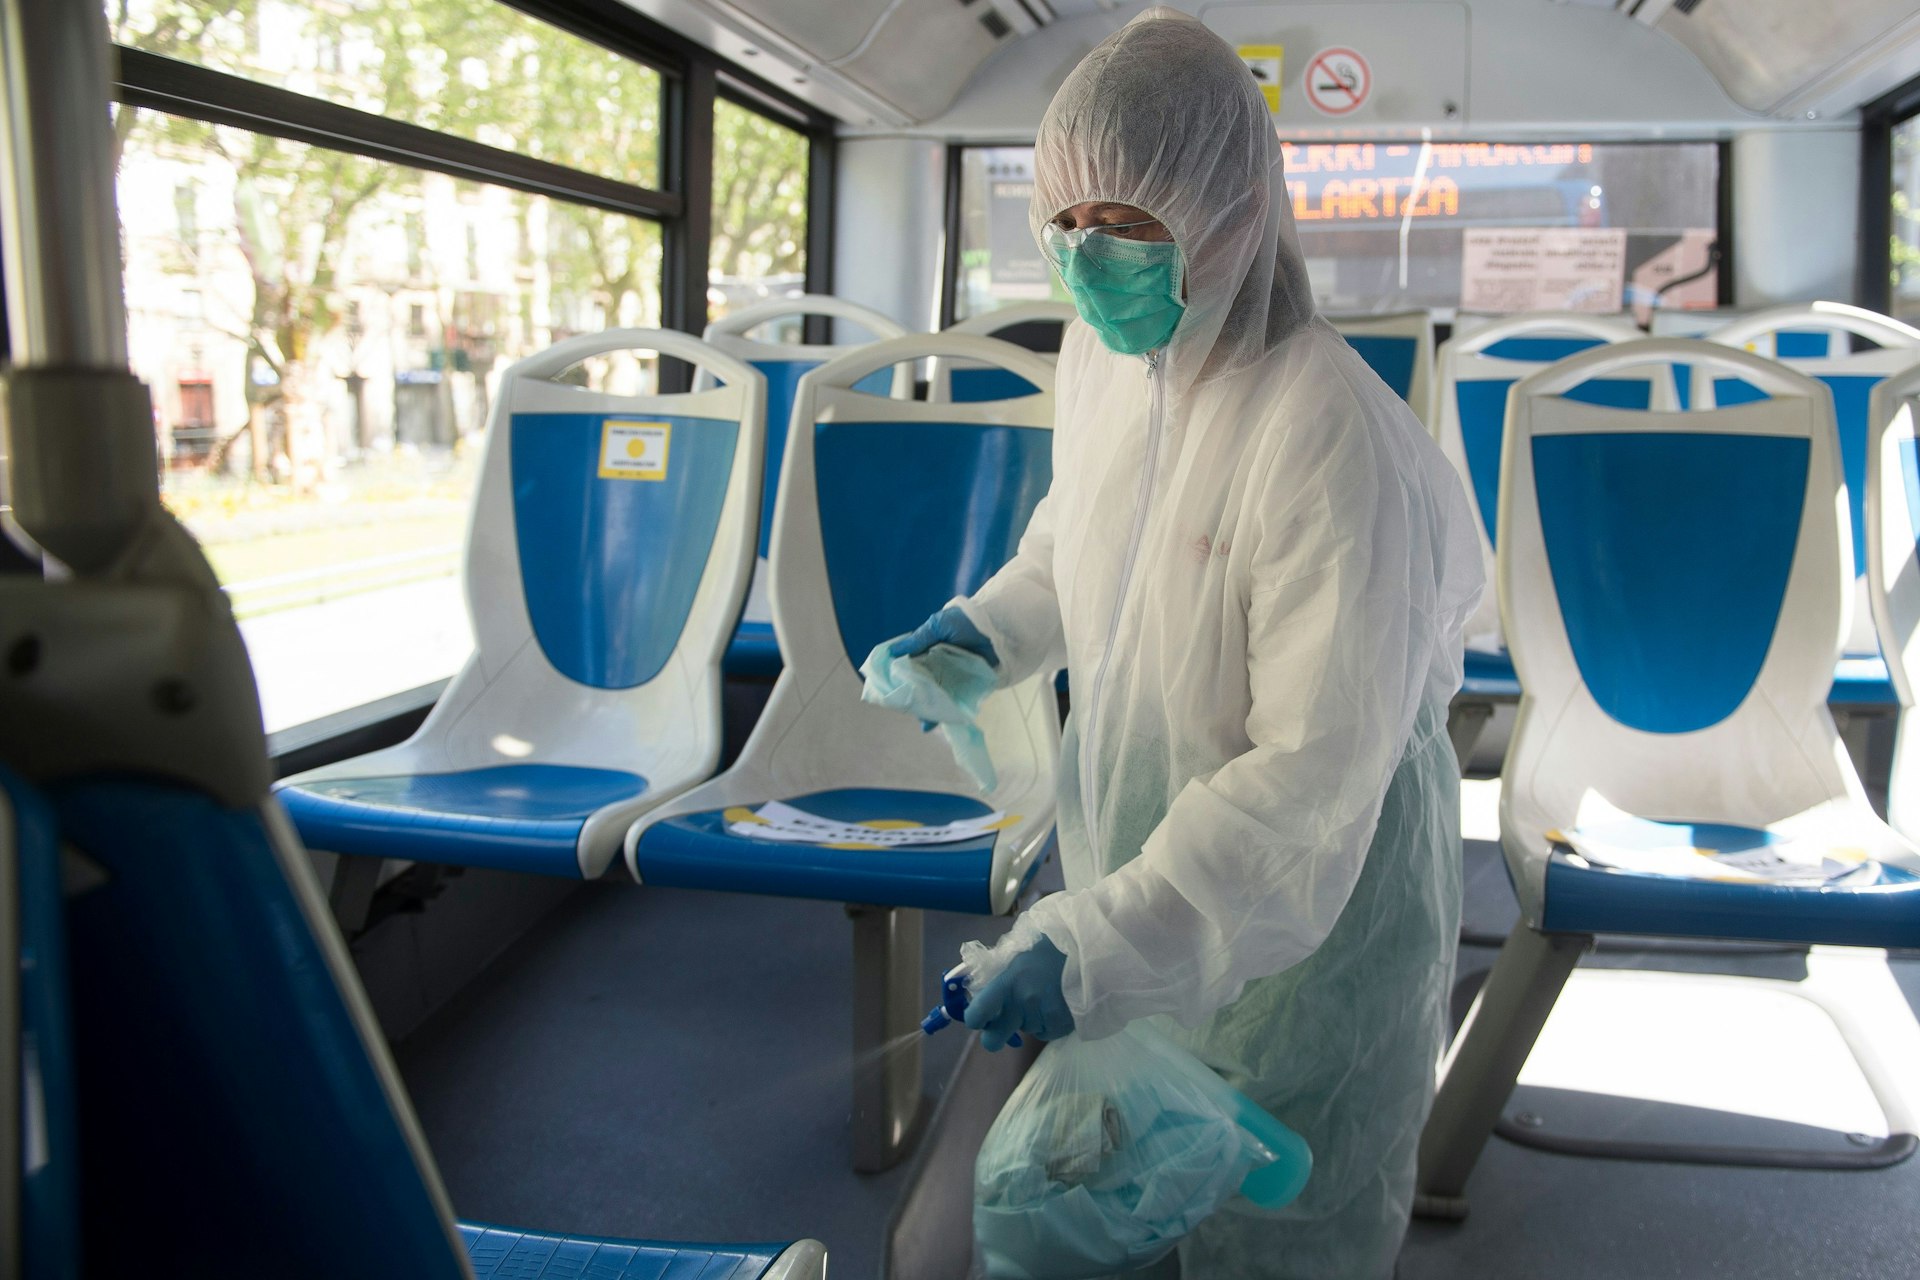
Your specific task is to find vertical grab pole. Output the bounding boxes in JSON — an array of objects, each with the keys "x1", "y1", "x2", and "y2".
[
  {"x1": 0, "y1": 0, "x2": 268, "y2": 808},
  {"x1": 0, "y1": 0, "x2": 160, "y2": 577},
  {"x1": 0, "y1": 0, "x2": 128, "y2": 373},
  {"x1": 0, "y1": 6, "x2": 132, "y2": 1277}
]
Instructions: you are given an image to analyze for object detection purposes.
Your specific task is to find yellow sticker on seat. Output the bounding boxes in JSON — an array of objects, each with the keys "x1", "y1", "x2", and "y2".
[{"x1": 599, "y1": 420, "x2": 670, "y2": 480}]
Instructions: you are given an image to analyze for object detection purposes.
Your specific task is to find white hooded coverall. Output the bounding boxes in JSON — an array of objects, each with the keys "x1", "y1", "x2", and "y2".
[{"x1": 956, "y1": 10, "x2": 1485, "y2": 1276}]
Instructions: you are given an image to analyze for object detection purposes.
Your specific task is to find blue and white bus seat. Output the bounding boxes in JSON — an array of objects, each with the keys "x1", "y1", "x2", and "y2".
[
  {"x1": 1704, "y1": 303, "x2": 1920, "y2": 709},
  {"x1": 1866, "y1": 362, "x2": 1920, "y2": 842},
  {"x1": 930, "y1": 301, "x2": 1075, "y2": 403},
  {"x1": 1415, "y1": 340, "x2": 1920, "y2": 1220},
  {"x1": 2, "y1": 765, "x2": 79, "y2": 1280},
  {"x1": 1434, "y1": 311, "x2": 1649, "y2": 760},
  {"x1": 3, "y1": 764, "x2": 829, "y2": 1278},
  {"x1": 1328, "y1": 309, "x2": 1437, "y2": 432},
  {"x1": 626, "y1": 334, "x2": 1061, "y2": 1173},
  {"x1": 276, "y1": 330, "x2": 766, "y2": 913},
  {"x1": 700, "y1": 294, "x2": 916, "y2": 677}
]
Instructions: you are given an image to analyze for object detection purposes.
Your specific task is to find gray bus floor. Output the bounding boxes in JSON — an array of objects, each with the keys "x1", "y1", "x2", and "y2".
[{"x1": 394, "y1": 836, "x2": 1920, "y2": 1280}]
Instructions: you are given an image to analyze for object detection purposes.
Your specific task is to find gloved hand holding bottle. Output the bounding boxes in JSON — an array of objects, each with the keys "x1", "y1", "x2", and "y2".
[{"x1": 963, "y1": 935, "x2": 1075, "y2": 1051}]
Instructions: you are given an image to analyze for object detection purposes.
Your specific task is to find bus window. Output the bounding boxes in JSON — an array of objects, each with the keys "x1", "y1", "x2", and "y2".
[
  {"x1": 949, "y1": 140, "x2": 1720, "y2": 323},
  {"x1": 709, "y1": 96, "x2": 809, "y2": 330},
  {"x1": 109, "y1": 0, "x2": 662, "y2": 190},
  {"x1": 117, "y1": 107, "x2": 663, "y2": 735},
  {"x1": 1890, "y1": 113, "x2": 1920, "y2": 325}
]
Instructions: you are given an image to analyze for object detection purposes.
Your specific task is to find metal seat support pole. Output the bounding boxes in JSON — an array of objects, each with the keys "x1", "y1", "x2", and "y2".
[
  {"x1": 1414, "y1": 922, "x2": 1589, "y2": 1220},
  {"x1": 847, "y1": 903, "x2": 926, "y2": 1172}
]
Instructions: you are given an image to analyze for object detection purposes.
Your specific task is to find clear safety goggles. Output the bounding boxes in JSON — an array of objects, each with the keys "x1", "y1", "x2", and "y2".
[{"x1": 1041, "y1": 218, "x2": 1170, "y2": 264}]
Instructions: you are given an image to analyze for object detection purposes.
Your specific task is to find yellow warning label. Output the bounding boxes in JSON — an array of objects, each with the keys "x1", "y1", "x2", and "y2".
[
  {"x1": 1238, "y1": 44, "x2": 1284, "y2": 113},
  {"x1": 599, "y1": 420, "x2": 670, "y2": 481}
]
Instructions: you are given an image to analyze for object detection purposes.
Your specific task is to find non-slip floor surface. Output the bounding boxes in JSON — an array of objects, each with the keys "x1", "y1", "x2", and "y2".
[
  {"x1": 394, "y1": 867, "x2": 1053, "y2": 1279},
  {"x1": 394, "y1": 822, "x2": 1920, "y2": 1280}
]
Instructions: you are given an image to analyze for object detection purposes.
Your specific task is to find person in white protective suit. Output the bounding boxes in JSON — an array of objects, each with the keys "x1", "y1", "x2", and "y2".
[{"x1": 885, "y1": 9, "x2": 1484, "y2": 1276}]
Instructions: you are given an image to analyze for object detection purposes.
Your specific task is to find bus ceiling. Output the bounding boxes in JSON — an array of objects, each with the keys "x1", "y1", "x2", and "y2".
[{"x1": 619, "y1": 0, "x2": 1920, "y2": 134}]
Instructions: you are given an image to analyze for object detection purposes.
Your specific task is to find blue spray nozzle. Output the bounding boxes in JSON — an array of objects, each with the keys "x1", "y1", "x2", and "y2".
[{"x1": 921, "y1": 967, "x2": 1020, "y2": 1047}]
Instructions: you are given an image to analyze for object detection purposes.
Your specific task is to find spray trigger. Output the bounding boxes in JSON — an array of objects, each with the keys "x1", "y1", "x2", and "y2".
[{"x1": 921, "y1": 966, "x2": 1021, "y2": 1047}]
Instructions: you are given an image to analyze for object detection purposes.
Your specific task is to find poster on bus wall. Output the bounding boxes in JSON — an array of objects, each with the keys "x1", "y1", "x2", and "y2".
[{"x1": 1459, "y1": 228, "x2": 1627, "y2": 313}]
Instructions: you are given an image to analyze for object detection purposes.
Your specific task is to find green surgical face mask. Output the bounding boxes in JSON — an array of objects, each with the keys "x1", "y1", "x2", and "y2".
[{"x1": 1042, "y1": 224, "x2": 1186, "y2": 357}]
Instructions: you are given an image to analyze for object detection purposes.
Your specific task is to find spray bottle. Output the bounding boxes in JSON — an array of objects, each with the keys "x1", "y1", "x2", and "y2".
[{"x1": 920, "y1": 964, "x2": 1021, "y2": 1046}]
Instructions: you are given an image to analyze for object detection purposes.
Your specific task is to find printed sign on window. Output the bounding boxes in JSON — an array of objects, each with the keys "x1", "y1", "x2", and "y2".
[
  {"x1": 1459, "y1": 228, "x2": 1627, "y2": 314},
  {"x1": 599, "y1": 420, "x2": 670, "y2": 480}
]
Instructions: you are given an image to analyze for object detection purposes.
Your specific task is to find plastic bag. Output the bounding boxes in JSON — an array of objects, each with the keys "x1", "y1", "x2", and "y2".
[
  {"x1": 972, "y1": 1021, "x2": 1311, "y2": 1279},
  {"x1": 859, "y1": 641, "x2": 1000, "y2": 791}
]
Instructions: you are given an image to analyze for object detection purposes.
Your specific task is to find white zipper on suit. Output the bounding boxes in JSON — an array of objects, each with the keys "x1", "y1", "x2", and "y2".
[{"x1": 1079, "y1": 348, "x2": 1167, "y2": 857}]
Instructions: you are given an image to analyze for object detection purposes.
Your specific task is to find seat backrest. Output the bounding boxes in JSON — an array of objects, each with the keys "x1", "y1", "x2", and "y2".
[
  {"x1": 3, "y1": 766, "x2": 78, "y2": 1280},
  {"x1": 1705, "y1": 304, "x2": 1920, "y2": 656},
  {"x1": 701, "y1": 295, "x2": 914, "y2": 563},
  {"x1": 931, "y1": 302, "x2": 1074, "y2": 403},
  {"x1": 44, "y1": 770, "x2": 472, "y2": 1277},
  {"x1": 406, "y1": 330, "x2": 763, "y2": 796},
  {"x1": 635, "y1": 335, "x2": 1061, "y2": 912},
  {"x1": 1327, "y1": 310, "x2": 1436, "y2": 430},
  {"x1": 1499, "y1": 339, "x2": 1858, "y2": 892},
  {"x1": 1866, "y1": 362, "x2": 1920, "y2": 837},
  {"x1": 1436, "y1": 311, "x2": 1649, "y2": 650}
]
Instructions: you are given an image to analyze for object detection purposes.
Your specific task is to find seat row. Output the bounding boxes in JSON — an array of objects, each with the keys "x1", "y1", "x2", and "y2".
[
  {"x1": 1410, "y1": 331, "x2": 1920, "y2": 1216},
  {"x1": 1437, "y1": 301, "x2": 1920, "y2": 730},
  {"x1": 273, "y1": 312, "x2": 1062, "y2": 1171}
]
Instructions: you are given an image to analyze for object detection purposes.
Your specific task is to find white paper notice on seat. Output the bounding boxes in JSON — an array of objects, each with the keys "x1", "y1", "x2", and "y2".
[
  {"x1": 726, "y1": 800, "x2": 1015, "y2": 847},
  {"x1": 1551, "y1": 829, "x2": 1870, "y2": 884}
]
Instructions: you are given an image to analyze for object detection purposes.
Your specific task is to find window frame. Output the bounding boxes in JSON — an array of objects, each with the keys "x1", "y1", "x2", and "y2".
[
  {"x1": 105, "y1": 0, "x2": 838, "y2": 757},
  {"x1": 110, "y1": 0, "x2": 837, "y2": 361},
  {"x1": 942, "y1": 137, "x2": 1734, "y2": 324},
  {"x1": 1858, "y1": 73, "x2": 1920, "y2": 315}
]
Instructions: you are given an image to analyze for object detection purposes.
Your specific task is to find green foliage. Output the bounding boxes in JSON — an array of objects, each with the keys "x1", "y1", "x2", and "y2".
[{"x1": 711, "y1": 97, "x2": 807, "y2": 281}]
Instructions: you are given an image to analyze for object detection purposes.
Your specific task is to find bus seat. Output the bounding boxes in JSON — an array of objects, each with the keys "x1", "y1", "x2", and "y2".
[
  {"x1": 1703, "y1": 302, "x2": 1920, "y2": 702},
  {"x1": 3, "y1": 766, "x2": 79, "y2": 1280},
  {"x1": 10, "y1": 765, "x2": 827, "y2": 1279},
  {"x1": 1328, "y1": 310, "x2": 1437, "y2": 431},
  {"x1": 277, "y1": 330, "x2": 766, "y2": 883},
  {"x1": 1867, "y1": 363, "x2": 1920, "y2": 840},
  {"x1": 1434, "y1": 312, "x2": 1648, "y2": 757},
  {"x1": 1416, "y1": 340, "x2": 1920, "y2": 1217},
  {"x1": 627, "y1": 333, "x2": 1061, "y2": 1173},
  {"x1": 460, "y1": 1224, "x2": 825, "y2": 1279},
  {"x1": 931, "y1": 301, "x2": 1074, "y2": 403},
  {"x1": 700, "y1": 295, "x2": 915, "y2": 677}
]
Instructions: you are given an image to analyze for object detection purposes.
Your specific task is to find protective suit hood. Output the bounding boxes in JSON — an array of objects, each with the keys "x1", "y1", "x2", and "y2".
[{"x1": 1031, "y1": 7, "x2": 1315, "y2": 399}]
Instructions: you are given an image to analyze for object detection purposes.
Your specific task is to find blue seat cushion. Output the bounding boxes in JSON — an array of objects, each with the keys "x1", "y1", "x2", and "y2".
[
  {"x1": 633, "y1": 788, "x2": 1003, "y2": 913},
  {"x1": 1542, "y1": 819, "x2": 1920, "y2": 946},
  {"x1": 1459, "y1": 648, "x2": 1521, "y2": 700},
  {"x1": 1457, "y1": 650, "x2": 1889, "y2": 707},
  {"x1": 1830, "y1": 655, "x2": 1898, "y2": 706},
  {"x1": 725, "y1": 619, "x2": 783, "y2": 678},
  {"x1": 278, "y1": 764, "x2": 647, "y2": 877},
  {"x1": 460, "y1": 1223, "x2": 789, "y2": 1279},
  {"x1": 951, "y1": 365, "x2": 1042, "y2": 402}
]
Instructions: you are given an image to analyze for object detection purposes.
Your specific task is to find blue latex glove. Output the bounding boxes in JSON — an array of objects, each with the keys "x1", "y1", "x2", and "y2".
[
  {"x1": 887, "y1": 605, "x2": 999, "y2": 667},
  {"x1": 964, "y1": 937, "x2": 1075, "y2": 1052}
]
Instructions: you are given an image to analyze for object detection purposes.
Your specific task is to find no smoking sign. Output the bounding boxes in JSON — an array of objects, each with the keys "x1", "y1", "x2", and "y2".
[{"x1": 1304, "y1": 46, "x2": 1370, "y2": 116}]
